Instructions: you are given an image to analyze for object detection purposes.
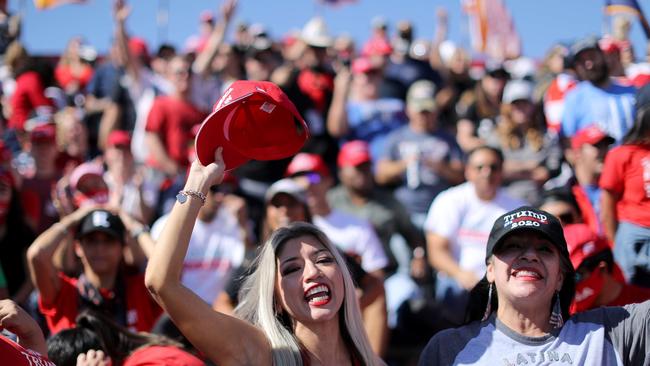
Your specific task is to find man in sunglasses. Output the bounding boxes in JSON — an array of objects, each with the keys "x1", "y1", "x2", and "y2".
[{"x1": 424, "y1": 146, "x2": 524, "y2": 324}]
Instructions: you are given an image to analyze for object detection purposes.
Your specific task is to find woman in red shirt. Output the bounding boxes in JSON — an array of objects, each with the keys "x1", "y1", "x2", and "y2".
[{"x1": 600, "y1": 104, "x2": 650, "y2": 287}]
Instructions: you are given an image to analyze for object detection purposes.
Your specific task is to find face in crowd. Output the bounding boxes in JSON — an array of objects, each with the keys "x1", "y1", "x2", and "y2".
[
  {"x1": 275, "y1": 234, "x2": 345, "y2": 325},
  {"x1": 465, "y1": 147, "x2": 504, "y2": 198},
  {"x1": 487, "y1": 231, "x2": 564, "y2": 312}
]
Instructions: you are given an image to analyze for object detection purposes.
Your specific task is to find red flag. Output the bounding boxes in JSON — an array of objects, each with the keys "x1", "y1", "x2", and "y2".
[
  {"x1": 34, "y1": 0, "x2": 87, "y2": 10},
  {"x1": 462, "y1": 0, "x2": 521, "y2": 60}
]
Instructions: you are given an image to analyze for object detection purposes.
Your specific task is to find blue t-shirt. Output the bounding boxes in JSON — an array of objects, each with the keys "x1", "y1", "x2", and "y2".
[
  {"x1": 380, "y1": 126, "x2": 463, "y2": 215},
  {"x1": 345, "y1": 98, "x2": 407, "y2": 160},
  {"x1": 561, "y1": 80, "x2": 636, "y2": 142}
]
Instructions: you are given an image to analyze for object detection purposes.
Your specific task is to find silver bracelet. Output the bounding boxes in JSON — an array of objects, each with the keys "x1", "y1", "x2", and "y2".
[{"x1": 178, "y1": 189, "x2": 207, "y2": 205}]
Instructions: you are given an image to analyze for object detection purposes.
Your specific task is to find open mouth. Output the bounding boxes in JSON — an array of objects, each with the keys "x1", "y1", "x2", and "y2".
[
  {"x1": 512, "y1": 267, "x2": 543, "y2": 280},
  {"x1": 304, "y1": 284, "x2": 331, "y2": 306}
]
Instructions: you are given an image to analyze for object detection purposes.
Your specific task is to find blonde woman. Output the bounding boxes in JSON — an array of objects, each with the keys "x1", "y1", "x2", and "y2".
[{"x1": 145, "y1": 148, "x2": 382, "y2": 366}]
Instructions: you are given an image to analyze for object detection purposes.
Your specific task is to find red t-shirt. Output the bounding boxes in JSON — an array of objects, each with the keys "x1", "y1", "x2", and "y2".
[
  {"x1": 608, "y1": 283, "x2": 650, "y2": 307},
  {"x1": 55, "y1": 64, "x2": 94, "y2": 91},
  {"x1": 599, "y1": 144, "x2": 650, "y2": 227},
  {"x1": 0, "y1": 335, "x2": 55, "y2": 366},
  {"x1": 38, "y1": 272, "x2": 162, "y2": 334},
  {"x1": 123, "y1": 346, "x2": 205, "y2": 366},
  {"x1": 145, "y1": 96, "x2": 206, "y2": 169},
  {"x1": 9, "y1": 71, "x2": 54, "y2": 130}
]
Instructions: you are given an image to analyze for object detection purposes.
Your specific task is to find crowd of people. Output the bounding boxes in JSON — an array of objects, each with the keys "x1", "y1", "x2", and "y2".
[{"x1": 3, "y1": 0, "x2": 650, "y2": 364}]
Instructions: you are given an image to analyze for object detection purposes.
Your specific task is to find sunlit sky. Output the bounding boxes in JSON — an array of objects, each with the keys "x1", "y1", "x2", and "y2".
[{"x1": 15, "y1": 0, "x2": 650, "y2": 60}]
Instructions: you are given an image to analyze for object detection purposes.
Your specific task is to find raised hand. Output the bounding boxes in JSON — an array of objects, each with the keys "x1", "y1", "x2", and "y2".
[{"x1": 221, "y1": 0, "x2": 237, "y2": 23}]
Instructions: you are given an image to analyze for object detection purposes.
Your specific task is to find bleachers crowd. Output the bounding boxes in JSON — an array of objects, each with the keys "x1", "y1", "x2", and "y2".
[{"x1": 3, "y1": 0, "x2": 650, "y2": 365}]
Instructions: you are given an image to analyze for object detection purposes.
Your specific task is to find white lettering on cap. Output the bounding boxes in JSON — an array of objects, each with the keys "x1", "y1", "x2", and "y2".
[
  {"x1": 214, "y1": 87, "x2": 234, "y2": 111},
  {"x1": 92, "y1": 211, "x2": 110, "y2": 228}
]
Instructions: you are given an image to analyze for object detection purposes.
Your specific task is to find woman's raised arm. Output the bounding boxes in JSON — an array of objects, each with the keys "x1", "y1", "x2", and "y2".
[{"x1": 144, "y1": 148, "x2": 271, "y2": 365}]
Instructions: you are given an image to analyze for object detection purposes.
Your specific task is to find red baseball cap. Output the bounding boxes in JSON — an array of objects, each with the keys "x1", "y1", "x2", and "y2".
[
  {"x1": 128, "y1": 37, "x2": 150, "y2": 63},
  {"x1": 351, "y1": 57, "x2": 378, "y2": 74},
  {"x1": 564, "y1": 223, "x2": 610, "y2": 269},
  {"x1": 30, "y1": 123, "x2": 56, "y2": 144},
  {"x1": 107, "y1": 130, "x2": 131, "y2": 148},
  {"x1": 285, "y1": 153, "x2": 330, "y2": 177},
  {"x1": 564, "y1": 223, "x2": 625, "y2": 282},
  {"x1": 195, "y1": 80, "x2": 309, "y2": 171},
  {"x1": 571, "y1": 125, "x2": 614, "y2": 150},
  {"x1": 361, "y1": 36, "x2": 393, "y2": 57},
  {"x1": 338, "y1": 140, "x2": 371, "y2": 167}
]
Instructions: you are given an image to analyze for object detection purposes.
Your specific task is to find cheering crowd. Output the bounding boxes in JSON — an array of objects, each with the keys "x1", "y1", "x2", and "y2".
[{"x1": 2, "y1": 0, "x2": 650, "y2": 364}]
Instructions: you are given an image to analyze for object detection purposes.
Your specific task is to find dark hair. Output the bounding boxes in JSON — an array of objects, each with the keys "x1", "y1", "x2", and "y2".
[
  {"x1": 47, "y1": 310, "x2": 183, "y2": 365},
  {"x1": 577, "y1": 249, "x2": 614, "y2": 275},
  {"x1": 47, "y1": 327, "x2": 103, "y2": 366},
  {"x1": 623, "y1": 104, "x2": 650, "y2": 145},
  {"x1": 467, "y1": 145, "x2": 505, "y2": 165},
  {"x1": 465, "y1": 249, "x2": 576, "y2": 325}
]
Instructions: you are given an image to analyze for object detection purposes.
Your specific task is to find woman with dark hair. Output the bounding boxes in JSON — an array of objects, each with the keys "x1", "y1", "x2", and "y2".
[
  {"x1": 145, "y1": 148, "x2": 382, "y2": 366},
  {"x1": 47, "y1": 310, "x2": 203, "y2": 366},
  {"x1": 418, "y1": 206, "x2": 650, "y2": 366},
  {"x1": 600, "y1": 99, "x2": 650, "y2": 286}
]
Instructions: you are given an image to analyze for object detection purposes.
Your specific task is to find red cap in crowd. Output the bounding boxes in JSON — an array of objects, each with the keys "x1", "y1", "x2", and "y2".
[
  {"x1": 571, "y1": 125, "x2": 614, "y2": 150},
  {"x1": 107, "y1": 130, "x2": 131, "y2": 149},
  {"x1": 195, "y1": 80, "x2": 309, "y2": 171},
  {"x1": 361, "y1": 36, "x2": 393, "y2": 57},
  {"x1": 338, "y1": 140, "x2": 371, "y2": 167},
  {"x1": 285, "y1": 153, "x2": 330, "y2": 177},
  {"x1": 30, "y1": 124, "x2": 57, "y2": 144},
  {"x1": 128, "y1": 37, "x2": 150, "y2": 63},
  {"x1": 351, "y1": 57, "x2": 379, "y2": 74},
  {"x1": 564, "y1": 223, "x2": 625, "y2": 282}
]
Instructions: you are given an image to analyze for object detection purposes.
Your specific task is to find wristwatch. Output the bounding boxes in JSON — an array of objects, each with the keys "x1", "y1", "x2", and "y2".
[{"x1": 176, "y1": 190, "x2": 206, "y2": 205}]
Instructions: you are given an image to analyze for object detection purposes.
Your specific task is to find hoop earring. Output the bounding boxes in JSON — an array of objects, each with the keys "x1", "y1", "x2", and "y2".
[
  {"x1": 482, "y1": 282, "x2": 493, "y2": 322},
  {"x1": 549, "y1": 292, "x2": 564, "y2": 328}
]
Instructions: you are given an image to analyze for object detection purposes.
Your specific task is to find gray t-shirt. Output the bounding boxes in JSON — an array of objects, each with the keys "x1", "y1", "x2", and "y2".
[
  {"x1": 380, "y1": 126, "x2": 463, "y2": 215},
  {"x1": 418, "y1": 301, "x2": 650, "y2": 366}
]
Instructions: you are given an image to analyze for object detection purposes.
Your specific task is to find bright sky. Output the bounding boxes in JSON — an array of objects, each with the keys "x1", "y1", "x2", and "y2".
[{"x1": 14, "y1": 0, "x2": 650, "y2": 60}]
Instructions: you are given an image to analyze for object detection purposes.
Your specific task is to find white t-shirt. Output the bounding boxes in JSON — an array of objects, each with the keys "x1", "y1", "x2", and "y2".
[
  {"x1": 313, "y1": 210, "x2": 388, "y2": 273},
  {"x1": 152, "y1": 209, "x2": 245, "y2": 304},
  {"x1": 424, "y1": 182, "x2": 525, "y2": 278}
]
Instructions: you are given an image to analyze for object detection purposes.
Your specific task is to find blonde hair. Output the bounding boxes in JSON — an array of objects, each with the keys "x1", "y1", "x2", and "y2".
[
  {"x1": 497, "y1": 102, "x2": 544, "y2": 152},
  {"x1": 234, "y1": 222, "x2": 378, "y2": 366}
]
